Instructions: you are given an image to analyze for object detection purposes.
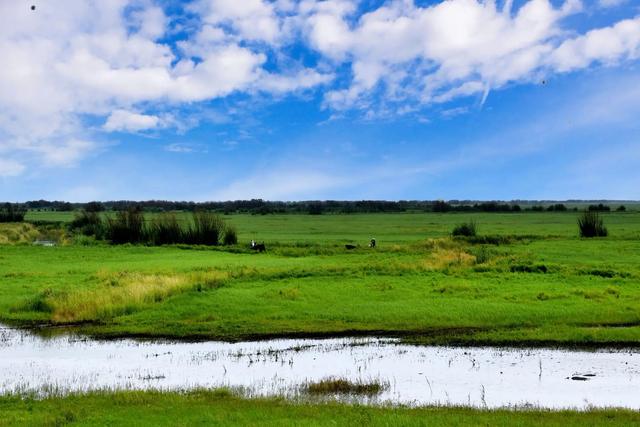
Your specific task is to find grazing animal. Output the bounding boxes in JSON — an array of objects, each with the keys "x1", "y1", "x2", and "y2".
[
  {"x1": 369, "y1": 238, "x2": 376, "y2": 248},
  {"x1": 251, "y1": 243, "x2": 266, "y2": 252},
  {"x1": 345, "y1": 244, "x2": 357, "y2": 250}
]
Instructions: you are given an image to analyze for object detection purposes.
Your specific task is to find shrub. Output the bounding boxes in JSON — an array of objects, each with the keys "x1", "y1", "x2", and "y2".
[
  {"x1": 223, "y1": 225, "x2": 238, "y2": 246},
  {"x1": 578, "y1": 211, "x2": 608, "y2": 238},
  {"x1": 186, "y1": 211, "x2": 225, "y2": 245},
  {"x1": 70, "y1": 210, "x2": 104, "y2": 238},
  {"x1": 588, "y1": 203, "x2": 610, "y2": 212},
  {"x1": 616, "y1": 205, "x2": 626, "y2": 212},
  {"x1": 0, "y1": 203, "x2": 26, "y2": 222},
  {"x1": 452, "y1": 220, "x2": 477, "y2": 237},
  {"x1": 106, "y1": 207, "x2": 145, "y2": 244},
  {"x1": 148, "y1": 213, "x2": 183, "y2": 245}
]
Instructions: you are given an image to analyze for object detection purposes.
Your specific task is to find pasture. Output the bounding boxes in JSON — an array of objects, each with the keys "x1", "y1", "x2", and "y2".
[{"x1": 1, "y1": 211, "x2": 639, "y2": 345}]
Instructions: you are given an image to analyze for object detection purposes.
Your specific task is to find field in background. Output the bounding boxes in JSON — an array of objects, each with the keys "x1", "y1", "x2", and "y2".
[{"x1": 24, "y1": 210, "x2": 640, "y2": 242}]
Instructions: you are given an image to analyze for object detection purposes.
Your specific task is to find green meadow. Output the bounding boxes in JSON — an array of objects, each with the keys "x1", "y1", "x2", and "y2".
[
  {"x1": 1, "y1": 211, "x2": 639, "y2": 345},
  {"x1": 2, "y1": 389, "x2": 639, "y2": 427}
]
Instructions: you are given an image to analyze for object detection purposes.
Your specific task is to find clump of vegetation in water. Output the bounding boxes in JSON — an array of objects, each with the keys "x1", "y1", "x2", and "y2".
[
  {"x1": 452, "y1": 220, "x2": 477, "y2": 237},
  {"x1": 304, "y1": 378, "x2": 387, "y2": 395},
  {"x1": 578, "y1": 211, "x2": 608, "y2": 238}
]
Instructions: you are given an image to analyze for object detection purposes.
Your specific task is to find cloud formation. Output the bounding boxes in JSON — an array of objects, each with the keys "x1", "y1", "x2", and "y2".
[{"x1": 1, "y1": 0, "x2": 639, "y2": 176}]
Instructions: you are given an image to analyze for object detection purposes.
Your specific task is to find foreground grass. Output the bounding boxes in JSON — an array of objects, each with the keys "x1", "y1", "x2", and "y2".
[
  {"x1": 1, "y1": 212, "x2": 640, "y2": 345},
  {"x1": 1, "y1": 390, "x2": 638, "y2": 426}
]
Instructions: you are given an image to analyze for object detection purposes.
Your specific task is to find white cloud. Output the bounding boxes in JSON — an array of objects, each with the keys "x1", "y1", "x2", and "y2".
[
  {"x1": 191, "y1": 0, "x2": 282, "y2": 43},
  {"x1": 104, "y1": 110, "x2": 161, "y2": 132},
  {"x1": 164, "y1": 142, "x2": 208, "y2": 153},
  {"x1": 0, "y1": 159, "x2": 25, "y2": 177},
  {"x1": 550, "y1": 17, "x2": 640, "y2": 72},
  {"x1": 1, "y1": 0, "x2": 639, "y2": 176}
]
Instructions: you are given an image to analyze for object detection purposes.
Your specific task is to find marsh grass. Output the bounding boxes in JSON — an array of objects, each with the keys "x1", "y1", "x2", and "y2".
[
  {"x1": 101, "y1": 210, "x2": 233, "y2": 246},
  {"x1": 16, "y1": 270, "x2": 229, "y2": 323},
  {"x1": 578, "y1": 211, "x2": 608, "y2": 238},
  {"x1": 304, "y1": 378, "x2": 388, "y2": 395},
  {"x1": 0, "y1": 223, "x2": 39, "y2": 244},
  {"x1": 452, "y1": 220, "x2": 477, "y2": 237}
]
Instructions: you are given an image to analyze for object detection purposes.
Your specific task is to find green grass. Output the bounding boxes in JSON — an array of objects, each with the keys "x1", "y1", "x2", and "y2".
[
  {"x1": 1, "y1": 390, "x2": 638, "y2": 426},
  {"x1": 1, "y1": 212, "x2": 640, "y2": 345}
]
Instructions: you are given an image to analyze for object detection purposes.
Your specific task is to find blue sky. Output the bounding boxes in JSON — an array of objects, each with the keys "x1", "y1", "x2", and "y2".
[{"x1": 1, "y1": 0, "x2": 639, "y2": 202}]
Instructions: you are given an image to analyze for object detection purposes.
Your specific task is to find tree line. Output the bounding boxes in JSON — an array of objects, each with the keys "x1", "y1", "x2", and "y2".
[{"x1": 3, "y1": 199, "x2": 631, "y2": 215}]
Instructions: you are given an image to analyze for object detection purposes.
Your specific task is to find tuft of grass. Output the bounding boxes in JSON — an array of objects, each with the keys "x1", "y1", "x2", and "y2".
[
  {"x1": 14, "y1": 270, "x2": 229, "y2": 323},
  {"x1": 452, "y1": 220, "x2": 477, "y2": 237},
  {"x1": 578, "y1": 211, "x2": 608, "y2": 238},
  {"x1": 223, "y1": 225, "x2": 238, "y2": 246},
  {"x1": 304, "y1": 378, "x2": 387, "y2": 395},
  {"x1": 0, "y1": 223, "x2": 40, "y2": 244}
]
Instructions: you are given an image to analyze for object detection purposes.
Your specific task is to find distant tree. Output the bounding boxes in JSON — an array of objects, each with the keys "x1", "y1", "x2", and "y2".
[{"x1": 85, "y1": 201, "x2": 105, "y2": 212}]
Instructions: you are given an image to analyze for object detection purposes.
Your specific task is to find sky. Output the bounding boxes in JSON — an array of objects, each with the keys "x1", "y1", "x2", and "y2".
[{"x1": 0, "y1": 0, "x2": 639, "y2": 202}]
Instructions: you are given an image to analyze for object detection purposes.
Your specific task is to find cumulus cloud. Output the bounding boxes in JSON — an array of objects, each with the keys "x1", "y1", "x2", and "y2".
[
  {"x1": 104, "y1": 110, "x2": 161, "y2": 132},
  {"x1": 0, "y1": 0, "x2": 328, "y2": 174},
  {"x1": 0, "y1": 0, "x2": 639, "y2": 175},
  {"x1": 550, "y1": 16, "x2": 640, "y2": 72}
]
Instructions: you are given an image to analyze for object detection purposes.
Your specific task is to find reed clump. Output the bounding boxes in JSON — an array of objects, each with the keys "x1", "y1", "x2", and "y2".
[
  {"x1": 452, "y1": 220, "x2": 477, "y2": 237},
  {"x1": 578, "y1": 211, "x2": 608, "y2": 238},
  {"x1": 90, "y1": 209, "x2": 237, "y2": 246}
]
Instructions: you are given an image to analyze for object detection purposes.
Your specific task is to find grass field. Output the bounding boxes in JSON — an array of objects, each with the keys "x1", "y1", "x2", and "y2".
[
  {"x1": 1, "y1": 211, "x2": 639, "y2": 345},
  {"x1": 1, "y1": 389, "x2": 639, "y2": 426}
]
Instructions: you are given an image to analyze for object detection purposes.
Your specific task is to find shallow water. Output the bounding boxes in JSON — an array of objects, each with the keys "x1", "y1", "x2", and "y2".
[{"x1": 1, "y1": 324, "x2": 639, "y2": 408}]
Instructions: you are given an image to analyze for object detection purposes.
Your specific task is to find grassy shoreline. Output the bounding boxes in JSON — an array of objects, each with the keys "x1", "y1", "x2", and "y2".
[{"x1": 1, "y1": 389, "x2": 639, "y2": 426}]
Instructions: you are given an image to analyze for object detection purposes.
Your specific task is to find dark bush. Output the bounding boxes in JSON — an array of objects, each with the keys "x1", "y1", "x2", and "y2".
[
  {"x1": 452, "y1": 220, "x2": 477, "y2": 237},
  {"x1": 0, "y1": 203, "x2": 26, "y2": 222},
  {"x1": 588, "y1": 203, "x2": 610, "y2": 212},
  {"x1": 70, "y1": 210, "x2": 104, "y2": 238},
  {"x1": 432, "y1": 200, "x2": 452, "y2": 212},
  {"x1": 149, "y1": 213, "x2": 183, "y2": 245},
  {"x1": 547, "y1": 203, "x2": 567, "y2": 211},
  {"x1": 106, "y1": 207, "x2": 145, "y2": 244},
  {"x1": 578, "y1": 211, "x2": 608, "y2": 238},
  {"x1": 85, "y1": 201, "x2": 105, "y2": 212},
  {"x1": 510, "y1": 264, "x2": 548, "y2": 274},
  {"x1": 616, "y1": 205, "x2": 626, "y2": 212},
  {"x1": 223, "y1": 225, "x2": 238, "y2": 245},
  {"x1": 186, "y1": 211, "x2": 225, "y2": 245}
]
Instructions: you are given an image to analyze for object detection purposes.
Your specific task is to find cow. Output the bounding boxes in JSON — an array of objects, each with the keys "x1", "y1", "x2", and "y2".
[{"x1": 251, "y1": 242, "x2": 266, "y2": 252}]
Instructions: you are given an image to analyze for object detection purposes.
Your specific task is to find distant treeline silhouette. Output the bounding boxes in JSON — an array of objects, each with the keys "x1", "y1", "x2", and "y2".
[{"x1": 5, "y1": 199, "x2": 632, "y2": 215}]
